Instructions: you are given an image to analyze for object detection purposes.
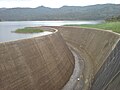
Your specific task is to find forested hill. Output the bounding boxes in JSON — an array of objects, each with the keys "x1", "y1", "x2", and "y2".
[{"x1": 0, "y1": 4, "x2": 120, "y2": 21}]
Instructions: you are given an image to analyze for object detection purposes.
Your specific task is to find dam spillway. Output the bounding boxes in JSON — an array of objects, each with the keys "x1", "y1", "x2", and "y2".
[{"x1": 0, "y1": 26, "x2": 120, "y2": 90}]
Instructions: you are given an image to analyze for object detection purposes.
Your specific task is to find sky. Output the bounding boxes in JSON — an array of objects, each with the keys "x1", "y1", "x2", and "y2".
[{"x1": 0, "y1": 0, "x2": 120, "y2": 8}]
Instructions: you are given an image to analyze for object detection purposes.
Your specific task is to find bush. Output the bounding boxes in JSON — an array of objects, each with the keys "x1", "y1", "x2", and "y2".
[{"x1": 106, "y1": 15, "x2": 120, "y2": 22}]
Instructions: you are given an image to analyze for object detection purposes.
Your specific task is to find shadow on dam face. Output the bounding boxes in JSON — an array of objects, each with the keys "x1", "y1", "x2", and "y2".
[{"x1": 0, "y1": 26, "x2": 120, "y2": 90}]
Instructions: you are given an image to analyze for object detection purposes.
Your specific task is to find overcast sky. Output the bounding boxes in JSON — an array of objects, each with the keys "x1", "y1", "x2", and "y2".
[{"x1": 0, "y1": 0, "x2": 120, "y2": 8}]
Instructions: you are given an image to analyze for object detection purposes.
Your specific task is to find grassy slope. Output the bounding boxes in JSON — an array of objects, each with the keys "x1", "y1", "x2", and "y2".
[
  {"x1": 15, "y1": 27, "x2": 44, "y2": 33},
  {"x1": 65, "y1": 22, "x2": 120, "y2": 33}
]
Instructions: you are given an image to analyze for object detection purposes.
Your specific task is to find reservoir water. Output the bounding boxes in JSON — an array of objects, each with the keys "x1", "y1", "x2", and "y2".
[{"x1": 0, "y1": 21, "x2": 102, "y2": 42}]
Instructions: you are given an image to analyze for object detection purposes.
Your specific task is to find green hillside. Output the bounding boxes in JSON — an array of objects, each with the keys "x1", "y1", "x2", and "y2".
[
  {"x1": 0, "y1": 4, "x2": 120, "y2": 21},
  {"x1": 65, "y1": 22, "x2": 120, "y2": 33}
]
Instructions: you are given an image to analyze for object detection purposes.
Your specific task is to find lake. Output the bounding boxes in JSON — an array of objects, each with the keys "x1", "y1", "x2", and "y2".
[{"x1": 0, "y1": 21, "x2": 102, "y2": 42}]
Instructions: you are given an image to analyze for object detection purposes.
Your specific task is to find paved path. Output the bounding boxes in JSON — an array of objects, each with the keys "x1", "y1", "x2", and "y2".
[{"x1": 62, "y1": 43, "x2": 85, "y2": 90}]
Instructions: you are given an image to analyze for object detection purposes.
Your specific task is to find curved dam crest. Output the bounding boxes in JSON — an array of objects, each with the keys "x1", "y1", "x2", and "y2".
[
  {"x1": 0, "y1": 27, "x2": 74, "y2": 90},
  {"x1": 0, "y1": 26, "x2": 120, "y2": 90}
]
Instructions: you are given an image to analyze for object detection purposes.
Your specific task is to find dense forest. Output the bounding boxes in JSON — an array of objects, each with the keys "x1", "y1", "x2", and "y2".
[{"x1": 0, "y1": 4, "x2": 120, "y2": 21}]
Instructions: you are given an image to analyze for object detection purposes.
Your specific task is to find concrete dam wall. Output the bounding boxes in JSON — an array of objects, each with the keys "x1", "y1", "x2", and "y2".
[
  {"x1": 0, "y1": 28, "x2": 75, "y2": 90},
  {"x1": 50, "y1": 26, "x2": 120, "y2": 90},
  {"x1": 0, "y1": 26, "x2": 120, "y2": 90}
]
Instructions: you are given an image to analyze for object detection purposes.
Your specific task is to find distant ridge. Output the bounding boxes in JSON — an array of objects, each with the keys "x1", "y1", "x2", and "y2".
[{"x1": 0, "y1": 4, "x2": 120, "y2": 21}]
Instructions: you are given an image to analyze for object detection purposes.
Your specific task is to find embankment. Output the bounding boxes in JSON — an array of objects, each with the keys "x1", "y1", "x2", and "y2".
[
  {"x1": 0, "y1": 28, "x2": 75, "y2": 90},
  {"x1": 0, "y1": 25, "x2": 120, "y2": 90},
  {"x1": 50, "y1": 26, "x2": 120, "y2": 90}
]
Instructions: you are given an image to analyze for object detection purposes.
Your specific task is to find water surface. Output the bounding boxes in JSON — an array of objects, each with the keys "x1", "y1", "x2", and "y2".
[{"x1": 0, "y1": 21, "x2": 102, "y2": 42}]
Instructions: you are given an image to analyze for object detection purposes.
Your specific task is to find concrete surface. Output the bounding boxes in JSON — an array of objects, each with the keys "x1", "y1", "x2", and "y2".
[
  {"x1": 49, "y1": 26, "x2": 120, "y2": 90},
  {"x1": 0, "y1": 27, "x2": 75, "y2": 90},
  {"x1": 0, "y1": 26, "x2": 120, "y2": 90}
]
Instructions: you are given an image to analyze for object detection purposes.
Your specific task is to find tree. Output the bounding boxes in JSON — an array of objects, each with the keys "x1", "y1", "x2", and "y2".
[{"x1": 105, "y1": 15, "x2": 120, "y2": 22}]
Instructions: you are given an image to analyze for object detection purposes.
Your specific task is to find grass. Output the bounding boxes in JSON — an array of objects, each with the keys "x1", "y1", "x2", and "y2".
[
  {"x1": 64, "y1": 22, "x2": 120, "y2": 34},
  {"x1": 14, "y1": 27, "x2": 44, "y2": 33}
]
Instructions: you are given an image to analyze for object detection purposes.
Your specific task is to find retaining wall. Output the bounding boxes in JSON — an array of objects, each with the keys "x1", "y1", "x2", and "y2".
[
  {"x1": 0, "y1": 28, "x2": 75, "y2": 90},
  {"x1": 50, "y1": 26, "x2": 120, "y2": 90}
]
